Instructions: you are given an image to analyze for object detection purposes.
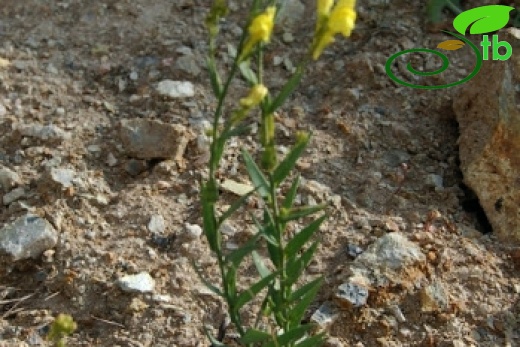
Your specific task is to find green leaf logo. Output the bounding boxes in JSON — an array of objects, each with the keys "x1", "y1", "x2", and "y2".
[{"x1": 453, "y1": 5, "x2": 514, "y2": 35}]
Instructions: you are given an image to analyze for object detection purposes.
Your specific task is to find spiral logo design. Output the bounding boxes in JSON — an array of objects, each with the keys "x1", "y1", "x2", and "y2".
[{"x1": 385, "y1": 31, "x2": 483, "y2": 90}]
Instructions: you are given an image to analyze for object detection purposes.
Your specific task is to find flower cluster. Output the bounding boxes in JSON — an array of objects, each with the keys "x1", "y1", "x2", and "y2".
[
  {"x1": 313, "y1": 0, "x2": 357, "y2": 60},
  {"x1": 239, "y1": 6, "x2": 276, "y2": 61}
]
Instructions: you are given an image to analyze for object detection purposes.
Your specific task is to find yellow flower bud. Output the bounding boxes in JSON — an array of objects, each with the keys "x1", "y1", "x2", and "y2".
[
  {"x1": 240, "y1": 84, "x2": 268, "y2": 108},
  {"x1": 239, "y1": 6, "x2": 276, "y2": 61}
]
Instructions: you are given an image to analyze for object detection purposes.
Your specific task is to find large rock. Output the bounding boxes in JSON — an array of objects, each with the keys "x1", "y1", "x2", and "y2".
[
  {"x1": 453, "y1": 29, "x2": 520, "y2": 242},
  {"x1": 119, "y1": 118, "x2": 192, "y2": 160}
]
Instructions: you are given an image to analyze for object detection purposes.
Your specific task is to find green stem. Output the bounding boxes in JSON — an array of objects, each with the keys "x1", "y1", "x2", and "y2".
[{"x1": 445, "y1": 0, "x2": 463, "y2": 15}]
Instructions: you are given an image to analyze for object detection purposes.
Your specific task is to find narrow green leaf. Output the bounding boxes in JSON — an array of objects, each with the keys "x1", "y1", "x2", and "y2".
[
  {"x1": 252, "y1": 251, "x2": 272, "y2": 278},
  {"x1": 201, "y1": 185, "x2": 220, "y2": 253},
  {"x1": 251, "y1": 213, "x2": 279, "y2": 247},
  {"x1": 239, "y1": 61, "x2": 258, "y2": 85},
  {"x1": 285, "y1": 214, "x2": 326, "y2": 258},
  {"x1": 262, "y1": 208, "x2": 282, "y2": 267},
  {"x1": 294, "y1": 332, "x2": 326, "y2": 347},
  {"x1": 288, "y1": 277, "x2": 323, "y2": 325},
  {"x1": 282, "y1": 174, "x2": 300, "y2": 210},
  {"x1": 226, "y1": 233, "x2": 261, "y2": 268},
  {"x1": 280, "y1": 205, "x2": 326, "y2": 223},
  {"x1": 242, "y1": 148, "x2": 270, "y2": 199},
  {"x1": 261, "y1": 325, "x2": 313, "y2": 347},
  {"x1": 192, "y1": 260, "x2": 223, "y2": 297},
  {"x1": 235, "y1": 272, "x2": 277, "y2": 311},
  {"x1": 206, "y1": 57, "x2": 222, "y2": 98},
  {"x1": 286, "y1": 242, "x2": 319, "y2": 287},
  {"x1": 225, "y1": 266, "x2": 237, "y2": 299},
  {"x1": 222, "y1": 124, "x2": 251, "y2": 139},
  {"x1": 272, "y1": 136, "x2": 309, "y2": 185},
  {"x1": 267, "y1": 64, "x2": 304, "y2": 114},
  {"x1": 219, "y1": 188, "x2": 255, "y2": 223},
  {"x1": 240, "y1": 329, "x2": 272, "y2": 344}
]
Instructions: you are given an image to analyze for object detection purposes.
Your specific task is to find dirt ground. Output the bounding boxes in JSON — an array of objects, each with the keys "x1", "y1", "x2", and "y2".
[{"x1": 0, "y1": 0, "x2": 519, "y2": 346}]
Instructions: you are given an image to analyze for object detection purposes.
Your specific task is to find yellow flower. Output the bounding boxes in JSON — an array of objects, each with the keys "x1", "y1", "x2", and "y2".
[
  {"x1": 240, "y1": 84, "x2": 268, "y2": 108},
  {"x1": 312, "y1": 0, "x2": 357, "y2": 60},
  {"x1": 239, "y1": 6, "x2": 276, "y2": 61},
  {"x1": 328, "y1": 6, "x2": 356, "y2": 36},
  {"x1": 317, "y1": 0, "x2": 334, "y2": 16}
]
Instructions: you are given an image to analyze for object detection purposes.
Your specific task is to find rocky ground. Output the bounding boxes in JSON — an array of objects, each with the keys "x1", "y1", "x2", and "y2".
[{"x1": 0, "y1": 0, "x2": 519, "y2": 346}]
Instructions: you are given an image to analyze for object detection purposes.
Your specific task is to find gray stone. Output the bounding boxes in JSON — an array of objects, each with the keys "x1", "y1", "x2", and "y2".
[
  {"x1": 175, "y1": 56, "x2": 201, "y2": 76},
  {"x1": 0, "y1": 214, "x2": 58, "y2": 261},
  {"x1": 335, "y1": 280, "x2": 369, "y2": 308},
  {"x1": 3, "y1": 187, "x2": 25, "y2": 205},
  {"x1": 453, "y1": 30, "x2": 520, "y2": 242},
  {"x1": 310, "y1": 301, "x2": 339, "y2": 329},
  {"x1": 382, "y1": 149, "x2": 410, "y2": 167},
  {"x1": 354, "y1": 232, "x2": 425, "y2": 271},
  {"x1": 16, "y1": 124, "x2": 70, "y2": 143},
  {"x1": 420, "y1": 281, "x2": 449, "y2": 312},
  {"x1": 148, "y1": 214, "x2": 165, "y2": 234},
  {"x1": 124, "y1": 159, "x2": 148, "y2": 176},
  {"x1": 156, "y1": 80, "x2": 194, "y2": 98},
  {"x1": 119, "y1": 118, "x2": 191, "y2": 159},
  {"x1": 0, "y1": 166, "x2": 21, "y2": 191},
  {"x1": 426, "y1": 174, "x2": 443, "y2": 189},
  {"x1": 183, "y1": 223, "x2": 202, "y2": 240},
  {"x1": 277, "y1": 0, "x2": 305, "y2": 29},
  {"x1": 48, "y1": 168, "x2": 75, "y2": 188},
  {"x1": 117, "y1": 272, "x2": 155, "y2": 293}
]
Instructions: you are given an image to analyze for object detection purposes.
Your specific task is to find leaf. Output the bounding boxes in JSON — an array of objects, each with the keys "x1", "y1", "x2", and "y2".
[
  {"x1": 222, "y1": 124, "x2": 251, "y2": 140},
  {"x1": 271, "y1": 135, "x2": 310, "y2": 185},
  {"x1": 286, "y1": 242, "x2": 319, "y2": 287},
  {"x1": 239, "y1": 61, "x2": 258, "y2": 85},
  {"x1": 267, "y1": 64, "x2": 304, "y2": 114},
  {"x1": 226, "y1": 232, "x2": 261, "y2": 268},
  {"x1": 252, "y1": 251, "x2": 272, "y2": 278},
  {"x1": 294, "y1": 333, "x2": 326, "y2": 347},
  {"x1": 201, "y1": 183, "x2": 220, "y2": 253},
  {"x1": 240, "y1": 329, "x2": 272, "y2": 344},
  {"x1": 453, "y1": 5, "x2": 514, "y2": 35},
  {"x1": 206, "y1": 57, "x2": 222, "y2": 98},
  {"x1": 219, "y1": 188, "x2": 255, "y2": 222},
  {"x1": 436, "y1": 39, "x2": 465, "y2": 50},
  {"x1": 280, "y1": 204, "x2": 326, "y2": 223},
  {"x1": 242, "y1": 148, "x2": 270, "y2": 199},
  {"x1": 225, "y1": 266, "x2": 237, "y2": 299},
  {"x1": 251, "y1": 213, "x2": 279, "y2": 247},
  {"x1": 261, "y1": 325, "x2": 313, "y2": 347},
  {"x1": 234, "y1": 272, "x2": 277, "y2": 311},
  {"x1": 288, "y1": 278, "x2": 323, "y2": 325},
  {"x1": 285, "y1": 215, "x2": 327, "y2": 258},
  {"x1": 282, "y1": 174, "x2": 300, "y2": 210}
]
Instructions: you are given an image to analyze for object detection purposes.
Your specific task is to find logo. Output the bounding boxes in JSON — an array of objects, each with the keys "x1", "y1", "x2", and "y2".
[{"x1": 385, "y1": 5, "x2": 515, "y2": 89}]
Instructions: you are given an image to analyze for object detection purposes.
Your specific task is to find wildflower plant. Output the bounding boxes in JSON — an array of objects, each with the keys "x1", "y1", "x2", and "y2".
[{"x1": 197, "y1": 0, "x2": 356, "y2": 346}]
